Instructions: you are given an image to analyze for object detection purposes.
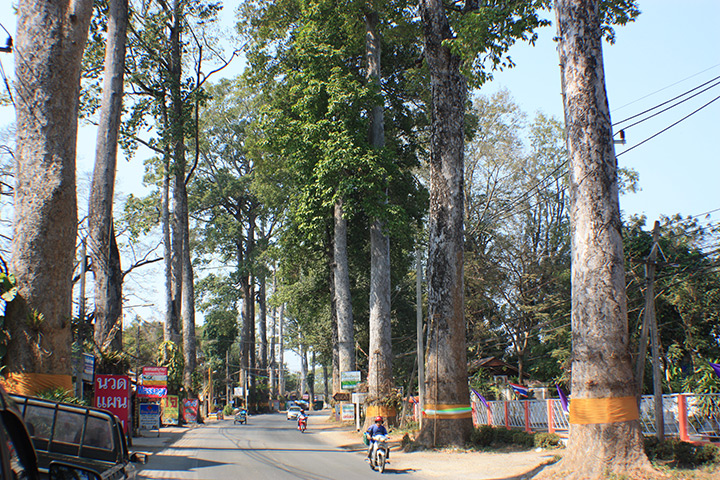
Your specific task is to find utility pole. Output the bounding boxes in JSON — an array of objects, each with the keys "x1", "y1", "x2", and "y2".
[
  {"x1": 647, "y1": 222, "x2": 664, "y2": 440},
  {"x1": 635, "y1": 221, "x2": 662, "y2": 439},
  {"x1": 76, "y1": 238, "x2": 87, "y2": 399},
  {"x1": 226, "y1": 349, "x2": 230, "y2": 406},
  {"x1": 416, "y1": 248, "x2": 424, "y2": 429}
]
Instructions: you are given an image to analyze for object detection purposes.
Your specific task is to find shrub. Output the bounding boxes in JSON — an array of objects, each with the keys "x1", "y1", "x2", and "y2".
[
  {"x1": 534, "y1": 432, "x2": 562, "y2": 449},
  {"x1": 223, "y1": 404, "x2": 234, "y2": 416},
  {"x1": 643, "y1": 436, "x2": 720, "y2": 467},
  {"x1": 470, "y1": 425, "x2": 496, "y2": 446}
]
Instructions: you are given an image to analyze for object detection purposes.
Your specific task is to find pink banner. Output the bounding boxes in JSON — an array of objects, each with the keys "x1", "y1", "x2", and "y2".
[{"x1": 94, "y1": 375, "x2": 130, "y2": 433}]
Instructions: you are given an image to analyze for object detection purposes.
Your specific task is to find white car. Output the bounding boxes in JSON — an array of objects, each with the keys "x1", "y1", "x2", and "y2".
[{"x1": 287, "y1": 405, "x2": 302, "y2": 420}]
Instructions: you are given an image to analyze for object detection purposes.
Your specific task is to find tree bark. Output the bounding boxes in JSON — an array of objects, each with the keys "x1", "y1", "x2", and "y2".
[
  {"x1": 417, "y1": 0, "x2": 473, "y2": 447},
  {"x1": 169, "y1": 0, "x2": 184, "y2": 351},
  {"x1": 553, "y1": 1, "x2": 652, "y2": 477},
  {"x1": 89, "y1": 0, "x2": 128, "y2": 358},
  {"x1": 181, "y1": 209, "x2": 196, "y2": 390},
  {"x1": 334, "y1": 199, "x2": 356, "y2": 381},
  {"x1": 365, "y1": 9, "x2": 393, "y2": 410},
  {"x1": 7, "y1": 0, "x2": 93, "y2": 376}
]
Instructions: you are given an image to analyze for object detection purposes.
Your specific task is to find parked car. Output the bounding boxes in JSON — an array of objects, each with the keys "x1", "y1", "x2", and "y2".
[
  {"x1": 9, "y1": 393, "x2": 147, "y2": 479},
  {"x1": 286, "y1": 405, "x2": 302, "y2": 420},
  {"x1": 0, "y1": 385, "x2": 102, "y2": 480}
]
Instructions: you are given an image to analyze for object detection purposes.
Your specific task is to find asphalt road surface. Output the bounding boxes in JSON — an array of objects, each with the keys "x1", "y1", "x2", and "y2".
[{"x1": 138, "y1": 412, "x2": 423, "y2": 479}]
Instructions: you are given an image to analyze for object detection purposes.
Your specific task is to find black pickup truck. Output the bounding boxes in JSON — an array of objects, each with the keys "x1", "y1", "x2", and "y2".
[{"x1": 9, "y1": 393, "x2": 147, "y2": 480}]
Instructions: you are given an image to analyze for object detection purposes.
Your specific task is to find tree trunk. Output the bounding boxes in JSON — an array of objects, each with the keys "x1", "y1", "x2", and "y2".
[
  {"x1": 554, "y1": 1, "x2": 652, "y2": 477},
  {"x1": 169, "y1": 0, "x2": 184, "y2": 351},
  {"x1": 89, "y1": 0, "x2": 128, "y2": 359},
  {"x1": 7, "y1": 0, "x2": 93, "y2": 378},
  {"x1": 365, "y1": 10, "x2": 393, "y2": 409},
  {"x1": 181, "y1": 208, "x2": 196, "y2": 390},
  {"x1": 334, "y1": 199, "x2": 356, "y2": 380},
  {"x1": 327, "y1": 239, "x2": 341, "y2": 395},
  {"x1": 258, "y1": 274, "x2": 267, "y2": 374},
  {"x1": 417, "y1": 0, "x2": 473, "y2": 447},
  {"x1": 279, "y1": 303, "x2": 285, "y2": 397}
]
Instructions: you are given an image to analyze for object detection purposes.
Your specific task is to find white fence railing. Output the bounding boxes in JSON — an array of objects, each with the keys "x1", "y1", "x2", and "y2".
[{"x1": 470, "y1": 393, "x2": 720, "y2": 443}]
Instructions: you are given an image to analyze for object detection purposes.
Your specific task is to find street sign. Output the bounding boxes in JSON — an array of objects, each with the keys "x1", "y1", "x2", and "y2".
[
  {"x1": 94, "y1": 375, "x2": 130, "y2": 434},
  {"x1": 351, "y1": 392, "x2": 367, "y2": 404},
  {"x1": 341, "y1": 403, "x2": 355, "y2": 421},
  {"x1": 161, "y1": 395, "x2": 179, "y2": 425},
  {"x1": 332, "y1": 392, "x2": 351, "y2": 402},
  {"x1": 340, "y1": 371, "x2": 361, "y2": 390},
  {"x1": 183, "y1": 398, "x2": 199, "y2": 424},
  {"x1": 139, "y1": 403, "x2": 161, "y2": 434}
]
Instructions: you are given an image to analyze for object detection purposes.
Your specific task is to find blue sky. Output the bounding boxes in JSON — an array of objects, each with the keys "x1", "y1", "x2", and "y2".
[{"x1": 481, "y1": 1, "x2": 720, "y2": 224}]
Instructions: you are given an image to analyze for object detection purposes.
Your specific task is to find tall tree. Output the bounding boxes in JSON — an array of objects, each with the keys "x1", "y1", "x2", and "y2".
[
  {"x1": 89, "y1": 0, "x2": 129, "y2": 359},
  {"x1": 554, "y1": 0, "x2": 651, "y2": 477},
  {"x1": 6, "y1": 0, "x2": 93, "y2": 382},
  {"x1": 416, "y1": 0, "x2": 550, "y2": 446},
  {"x1": 417, "y1": 0, "x2": 473, "y2": 446},
  {"x1": 365, "y1": 6, "x2": 393, "y2": 409}
]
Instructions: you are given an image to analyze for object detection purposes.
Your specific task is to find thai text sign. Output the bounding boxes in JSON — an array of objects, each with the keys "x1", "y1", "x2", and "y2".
[
  {"x1": 161, "y1": 395, "x2": 179, "y2": 425},
  {"x1": 138, "y1": 366, "x2": 168, "y2": 398},
  {"x1": 139, "y1": 403, "x2": 161, "y2": 430},
  {"x1": 183, "y1": 398, "x2": 199, "y2": 424},
  {"x1": 94, "y1": 375, "x2": 130, "y2": 433}
]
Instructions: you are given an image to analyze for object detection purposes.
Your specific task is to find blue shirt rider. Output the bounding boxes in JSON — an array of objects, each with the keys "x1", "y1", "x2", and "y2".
[{"x1": 366, "y1": 416, "x2": 388, "y2": 460}]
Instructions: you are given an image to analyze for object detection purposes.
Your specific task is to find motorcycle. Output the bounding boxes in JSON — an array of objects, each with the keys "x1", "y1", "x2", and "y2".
[
  {"x1": 234, "y1": 409, "x2": 247, "y2": 425},
  {"x1": 369, "y1": 434, "x2": 389, "y2": 473},
  {"x1": 297, "y1": 415, "x2": 307, "y2": 433}
]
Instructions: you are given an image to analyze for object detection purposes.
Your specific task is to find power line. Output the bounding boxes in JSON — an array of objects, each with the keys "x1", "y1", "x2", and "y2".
[
  {"x1": 612, "y1": 77, "x2": 720, "y2": 131},
  {"x1": 616, "y1": 93, "x2": 720, "y2": 158},
  {"x1": 611, "y1": 63, "x2": 720, "y2": 113}
]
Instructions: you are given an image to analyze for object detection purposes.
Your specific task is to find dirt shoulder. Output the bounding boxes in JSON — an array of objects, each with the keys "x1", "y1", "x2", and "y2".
[{"x1": 310, "y1": 412, "x2": 560, "y2": 479}]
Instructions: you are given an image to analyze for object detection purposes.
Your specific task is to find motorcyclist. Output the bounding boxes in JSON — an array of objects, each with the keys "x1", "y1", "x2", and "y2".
[
  {"x1": 365, "y1": 416, "x2": 388, "y2": 461},
  {"x1": 297, "y1": 409, "x2": 308, "y2": 429}
]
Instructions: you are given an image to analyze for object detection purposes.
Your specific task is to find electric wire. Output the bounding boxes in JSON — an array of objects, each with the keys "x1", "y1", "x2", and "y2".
[{"x1": 612, "y1": 74, "x2": 720, "y2": 128}]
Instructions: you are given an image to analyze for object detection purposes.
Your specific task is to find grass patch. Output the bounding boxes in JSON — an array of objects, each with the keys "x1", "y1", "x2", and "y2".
[{"x1": 469, "y1": 425, "x2": 563, "y2": 450}]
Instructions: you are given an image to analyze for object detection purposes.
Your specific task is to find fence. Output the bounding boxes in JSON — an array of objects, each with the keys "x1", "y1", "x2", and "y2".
[{"x1": 470, "y1": 393, "x2": 720, "y2": 443}]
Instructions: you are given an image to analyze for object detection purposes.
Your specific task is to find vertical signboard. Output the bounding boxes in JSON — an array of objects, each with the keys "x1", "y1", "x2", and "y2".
[
  {"x1": 182, "y1": 398, "x2": 199, "y2": 424},
  {"x1": 161, "y1": 395, "x2": 179, "y2": 425},
  {"x1": 138, "y1": 366, "x2": 168, "y2": 398},
  {"x1": 139, "y1": 403, "x2": 161, "y2": 435},
  {"x1": 340, "y1": 371, "x2": 361, "y2": 390},
  {"x1": 94, "y1": 375, "x2": 130, "y2": 433}
]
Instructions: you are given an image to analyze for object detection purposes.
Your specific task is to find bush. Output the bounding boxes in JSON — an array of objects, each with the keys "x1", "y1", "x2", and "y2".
[
  {"x1": 534, "y1": 432, "x2": 562, "y2": 449},
  {"x1": 470, "y1": 425, "x2": 495, "y2": 447},
  {"x1": 223, "y1": 404, "x2": 234, "y2": 416},
  {"x1": 643, "y1": 437, "x2": 720, "y2": 467}
]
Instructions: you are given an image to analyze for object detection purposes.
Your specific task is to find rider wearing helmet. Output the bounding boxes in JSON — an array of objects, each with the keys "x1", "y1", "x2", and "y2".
[{"x1": 365, "y1": 416, "x2": 388, "y2": 460}]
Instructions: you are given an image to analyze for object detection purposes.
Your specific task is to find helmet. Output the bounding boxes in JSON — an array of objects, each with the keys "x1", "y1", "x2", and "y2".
[{"x1": 375, "y1": 416, "x2": 384, "y2": 423}]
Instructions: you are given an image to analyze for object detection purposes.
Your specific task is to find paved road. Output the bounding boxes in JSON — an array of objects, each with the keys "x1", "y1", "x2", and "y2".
[{"x1": 137, "y1": 413, "x2": 423, "y2": 479}]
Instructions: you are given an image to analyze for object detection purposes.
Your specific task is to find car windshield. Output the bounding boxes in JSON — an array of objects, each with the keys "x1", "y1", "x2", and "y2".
[{"x1": 289, "y1": 407, "x2": 300, "y2": 411}]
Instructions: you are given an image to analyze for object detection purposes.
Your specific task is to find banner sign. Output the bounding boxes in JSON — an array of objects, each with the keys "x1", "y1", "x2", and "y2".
[
  {"x1": 139, "y1": 366, "x2": 168, "y2": 398},
  {"x1": 341, "y1": 403, "x2": 355, "y2": 421},
  {"x1": 141, "y1": 366, "x2": 168, "y2": 386},
  {"x1": 161, "y1": 395, "x2": 179, "y2": 425},
  {"x1": 139, "y1": 403, "x2": 161, "y2": 431},
  {"x1": 182, "y1": 398, "x2": 199, "y2": 424},
  {"x1": 94, "y1": 375, "x2": 131, "y2": 434},
  {"x1": 340, "y1": 371, "x2": 361, "y2": 390}
]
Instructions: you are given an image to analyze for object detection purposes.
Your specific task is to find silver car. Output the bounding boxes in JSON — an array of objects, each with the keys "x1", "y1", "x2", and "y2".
[{"x1": 287, "y1": 405, "x2": 302, "y2": 420}]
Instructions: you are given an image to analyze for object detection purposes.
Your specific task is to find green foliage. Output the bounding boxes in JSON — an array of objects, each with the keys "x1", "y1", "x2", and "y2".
[
  {"x1": 644, "y1": 437, "x2": 720, "y2": 467},
  {"x1": 624, "y1": 215, "x2": 720, "y2": 395},
  {"x1": 533, "y1": 432, "x2": 562, "y2": 449},
  {"x1": 156, "y1": 341, "x2": 184, "y2": 394},
  {"x1": 468, "y1": 425, "x2": 536, "y2": 449},
  {"x1": 35, "y1": 388, "x2": 88, "y2": 406},
  {"x1": 223, "y1": 403, "x2": 235, "y2": 416}
]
